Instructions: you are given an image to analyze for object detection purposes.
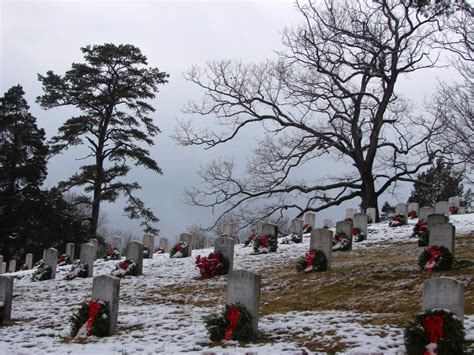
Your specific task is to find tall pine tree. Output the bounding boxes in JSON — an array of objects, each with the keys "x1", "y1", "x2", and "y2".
[{"x1": 37, "y1": 44, "x2": 169, "y2": 237}]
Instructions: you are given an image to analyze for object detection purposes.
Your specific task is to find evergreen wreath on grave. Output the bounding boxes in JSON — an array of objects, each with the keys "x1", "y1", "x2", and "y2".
[
  {"x1": 351, "y1": 227, "x2": 366, "y2": 243},
  {"x1": 333, "y1": 231, "x2": 350, "y2": 251},
  {"x1": 449, "y1": 205, "x2": 458, "y2": 215},
  {"x1": 65, "y1": 260, "x2": 89, "y2": 280},
  {"x1": 303, "y1": 224, "x2": 312, "y2": 234},
  {"x1": 418, "y1": 246, "x2": 454, "y2": 272},
  {"x1": 31, "y1": 265, "x2": 52, "y2": 282},
  {"x1": 195, "y1": 251, "x2": 230, "y2": 278},
  {"x1": 295, "y1": 249, "x2": 327, "y2": 273},
  {"x1": 154, "y1": 247, "x2": 165, "y2": 254},
  {"x1": 103, "y1": 247, "x2": 120, "y2": 260},
  {"x1": 389, "y1": 214, "x2": 407, "y2": 227},
  {"x1": 280, "y1": 233, "x2": 302, "y2": 244},
  {"x1": 110, "y1": 258, "x2": 137, "y2": 277},
  {"x1": 143, "y1": 247, "x2": 151, "y2": 258},
  {"x1": 70, "y1": 299, "x2": 110, "y2": 338},
  {"x1": 58, "y1": 254, "x2": 72, "y2": 266},
  {"x1": 344, "y1": 217, "x2": 353, "y2": 223},
  {"x1": 413, "y1": 219, "x2": 429, "y2": 247},
  {"x1": 367, "y1": 215, "x2": 373, "y2": 224},
  {"x1": 170, "y1": 241, "x2": 189, "y2": 258},
  {"x1": 33, "y1": 259, "x2": 44, "y2": 269},
  {"x1": 253, "y1": 234, "x2": 278, "y2": 253},
  {"x1": 404, "y1": 309, "x2": 466, "y2": 355},
  {"x1": 244, "y1": 231, "x2": 259, "y2": 247},
  {"x1": 204, "y1": 302, "x2": 254, "y2": 342},
  {"x1": 408, "y1": 210, "x2": 418, "y2": 219}
]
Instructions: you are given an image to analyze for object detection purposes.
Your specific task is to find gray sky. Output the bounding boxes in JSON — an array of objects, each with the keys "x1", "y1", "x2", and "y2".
[{"x1": 0, "y1": 0, "x2": 457, "y2": 241}]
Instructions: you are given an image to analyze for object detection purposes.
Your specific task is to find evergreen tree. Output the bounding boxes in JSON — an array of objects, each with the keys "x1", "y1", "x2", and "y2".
[
  {"x1": 408, "y1": 159, "x2": 464, "y2": 207},
  {"x1": 37, "y1": 44, "x2": 169, "y2": 237},
  {"x1": 381, "y1": 201, "x2": 395, "y2": 220}
]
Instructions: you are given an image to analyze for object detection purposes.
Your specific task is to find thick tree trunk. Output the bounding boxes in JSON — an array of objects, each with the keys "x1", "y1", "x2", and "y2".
[{"x1": 360, "y1": 172, "x2": 380, "y2": 222}]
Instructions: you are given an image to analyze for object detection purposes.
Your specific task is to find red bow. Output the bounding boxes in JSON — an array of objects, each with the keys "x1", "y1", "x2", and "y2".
[
  {"x1": 119, "y1": 261, "x2": 128, "y2": 270},
  {"x1": 426, "y1": 247, "x2": 442, "y2": 272},
  {"x1": 352, "y1": 228, "x2": 360, "y2": 236},
  {"x1": 423, "y1": 315, "x2": 443, "y2": 354},
  {"x1": 85, "y1": 301, "x2": 100, "y2": 336},
  {"x1": 260, "y1": 236, "x2": 269, "y2": 247},
  {"x1": 175, "y1": 243, "x2": 182, "y2": 252},
  {"x1": 224, "y1": 305, "x2": 241, "y2": 340}
]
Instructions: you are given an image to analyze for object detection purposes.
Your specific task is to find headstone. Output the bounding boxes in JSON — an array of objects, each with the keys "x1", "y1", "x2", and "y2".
[
  {"x1": 345, "y1": 208, "x2": 357, "y2": 220},
  {"x1": 65, "y1": 243, "x2": 75, "y2": 261},
  {"x1": 80, "y1": 243, "x2": 95, "y2": 278},
  {"x1": 323, "y1": 219, "x2": 333, "y2": 228},
  {"x1": 310, "y1": 229, "x2": 333, "y2": 269},
  {"x1": 89, "y1": 238, "x2": 99, "y2": 260},
  {"x1": 408, "y1": 202, "x2": 419, "y2": 216},
  {"x1": 159, "y1": 237, "x2": 170, "y2": 252},
  {"x1": 25, "y1": 253, "x2": 33, "y2": 270},
  {"x1": 353, "y1": 213, "x2": 368, "y2": 236},
  {"x1": 427, "y1": 214, "x2": 449, "y2": 232},
  {"x1": 226, "y1": 270, "x2": 261, "y2": 333},
  {"x1": 1, "y1": 263, "x2": 5, "y2": 275},
  {"x1": 0, "y1": 256, "x2": 3, "y2": 274},
  {"x1": 366, "y1": 208, "x2": 376, "y2": 223},
  {"x1": 44, "y1": 248, "x2": 58, "y2": 279},
  {"x1": 458, "y1": 206, "x2": 466, "y2": 214},
  {"x1": 204, "y1": 239, "x2": 213, "y2": 248},
  {"x1": 422, "y1": 277, "x2": 464, "y2": 322},
  {"x1": 214, "y1": 236, "x2": 235, "y2": 272},
  {"x1": 291, "y1": 219, "x2": 304, "y2": 236},
  {"x1": 143, "y1": 234, "x2": 154, "y2": 259},
  {"x1": 112, "y1": 236, "x2": 123, "y2": 254},
  {"x1": 223, "y1": 224, "x2": 234, "y2": 237},
  {"x1": 448, "y1": 196, "x2": 461, "y2": 208},
  {"x1": 179, "y1": 233, "x2": 193, "y2": 250},
  {"x1": 395, "y1": 203, "x2": 408, "y2": 218},
  {"x1": 435, "y1": 201, "x2": 449, "y2": 215},
  {"x1": 261, "y1": 223, "x2": 278, "y2": 238},
  {"x1": 304, "y1": 212, "x2": 316, "y2": 228},
  {"x1": 336, "y1": 220, "x2": 353, "y2": 250},
  {"x1": 0, "y1": 276, "x2": 14, "y2": 324},
  {"x1": 429, "y1": 223, "x2": 456, "y2": 255},
  {"x1": 419, "y1": 206, "x2": 435, "y2": 221},
  {"x1": 255, "y1": 221, "x2": 263, "y2": 234},
  {"x1": 126, "y1": 241, "x2": 144, "y2": 276},
  {"x1": 8, "y1": 260, "x2": 16, "y2": 273},
  {"x1": 91, "y1": 275, "x2": 120, "y2": 335}
]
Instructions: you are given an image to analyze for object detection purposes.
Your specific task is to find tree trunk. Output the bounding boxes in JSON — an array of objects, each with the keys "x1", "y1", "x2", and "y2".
[{"x1": 360, "y1": 172, "x2": 380, "y2": 222}]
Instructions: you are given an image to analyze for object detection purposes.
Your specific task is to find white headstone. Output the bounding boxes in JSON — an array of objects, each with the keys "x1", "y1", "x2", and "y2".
[
  {"x1": 112, "y1": 236, "x2": 123, "y2": 254},
  {"x1": 458, "y1": 206, "x2": 466, "y2": 214},
  {"x1": 422, "y1": 277, "x2": 464, "y2": 322},
  {"x1": 291, "y1": 219, "x2": 304, "y2": 236},
  {"x1": 223, "y1": 224, "x2": 234, "y2": 237},
  {"x1": 448, "y1": 196, "x2": 461, "y2": 208},
  {"x1": 44, "y1": 248, "x2": 58, "y2": 279},
  {"x1": 255, "y1": 221, "x2": 264, "y2": 234},
  {"x1": 427, "y1": 214, "x2": 449, "y2": 232},
  {"x1": 435, "y1": 201, "x2": 449, "y2": 215},
  {"x1": 80, "y1": 243, "x2": 95, "y2": 278},
  {"x1": 323, "y1": 219, "x2": 333, "y2": 228},
  {"x1": 88, "y1": 238, "x2": 99, "y2": 260},
  {"x1": 419, "y1": 206, "x2": 435, "y2": 221},
  {"x1": 25, "y1": 253, "x2": 33, "y2": 269},
  {"x1": 65, "y1": 243, "x2": 75, "y2": 261},
  {"x1": 214, "y1": 236, "x2": 235, "y2": 273},
  {"x1": 345, "y1": 208, "x2": 357, "y2": 220},
  {"x1": 408, "y1": 202, "x2": 419, "y2": 216},
  {"x1": 261, "y1": 223, "x2": 278, "y2": 238},
  {"x1": 0, "y1": 276, "x2": 14, "y2": 324},
  {"x1": 304, "y1": 212, "x2": 316, "y2": 228},
  {"x1": 0, "y1": 256, "x2": 3, "y2": 274},
  {"x1": 179, "y1": 233, "x2": 193, "y2": 250},
  {"x1": 353, "y1": 213, "x2": 368, "y2": 236},
  {"x1": 91, "y1": 275, "x2": 120, "y2": 335},
  {"x1": 1, "y1": 262, "x2": 5, "y2": 275},
  {"x1": 336, "y1": 220, "x2": 353, "y2": 250},
  {"x1": 310, "y1": 229, "x2": 333, "y2": 269},
  {"x1": 226, "y1": 270, "x2": 261, "y2": 333},
  {"x1": 366, "y1": 208, "x2": 376, "y2": 223},
  {"x1": 7, "y1": 260, "x2": 16, "y2": 273},
  {"x1": 143, "y1": 234, "x2": 154, "y2": 259},
  {"x1": 395, "y1": 203, "x2": 408, "y2": 218},
  {"x1": 126, "y1": 241, "x2": 144, "y2": 276},
  {"x1": 429, "y1": 223, "x2": 456, "y2": 255},
  {"x1": 159, "y1": 237, "x2": 169, "y2": 252}
]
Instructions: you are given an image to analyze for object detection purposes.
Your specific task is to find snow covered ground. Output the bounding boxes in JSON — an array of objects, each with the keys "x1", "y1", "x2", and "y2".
[{"x1": 1, "y1": 213, "x2": 473, "y2": 354}]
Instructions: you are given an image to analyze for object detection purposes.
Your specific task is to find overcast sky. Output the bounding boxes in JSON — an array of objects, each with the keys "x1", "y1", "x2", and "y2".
[{"x1": 0, "y1": 0, "x2": 457, "y2": 241}]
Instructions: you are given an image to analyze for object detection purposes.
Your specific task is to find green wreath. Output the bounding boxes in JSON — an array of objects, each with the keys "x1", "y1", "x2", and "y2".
[
  {"x1": 333, "y1": 232, "x2": 351, "y2": 251},
  {"x1": 295, "y1": 249, "x2": 327, "y2": 272},
  {"x1": 253, "y1": 234, "x2": 278, "y2": 253},
  {"x1": 413, "y1": 220, "x2": 429, "y2": 247},
  {"x1": 70, "y1": 299, "x2": 110, "y2": 337},
  {"x1": 65, "y1": 261, "x2": 89, "y2": 280},
  {"x1": 110, "y1": 258, "x2": 137, "y2": 277},
  {"x1": 31, "y1": 266, "x2": 52, "y2": 282},
  {"x1": 418, "y1": 246, "x2": 454, "y2": 272},
  {"x1": 170, "y1": 241, "x2": 190, "y2": 258},
  {"x1": 404, "y1": 309, "x2": 466, "y2": 354},
  {"x1": 204, "y1": 302, "x2": 254, "y2": 342}
]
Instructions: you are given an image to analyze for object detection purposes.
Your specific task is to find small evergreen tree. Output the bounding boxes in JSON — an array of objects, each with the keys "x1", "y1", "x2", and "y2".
[
  {"x1": 37, "y1": 44, "x2": 169, "y2": 237},
  {"x1": 381, "y1": 201, "x2": 395, "y2": 220},
  {"x1": 408, "y1": 159, "x2": 464, "y2": 207}
]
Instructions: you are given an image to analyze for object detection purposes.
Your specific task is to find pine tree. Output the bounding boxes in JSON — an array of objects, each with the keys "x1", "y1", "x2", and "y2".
[
  {"x1": 37, "y1": 44, "x2": 169, "y2": 237},
  {"x1": 408, "y1": 159, "x2": 464, "y2": 207}
]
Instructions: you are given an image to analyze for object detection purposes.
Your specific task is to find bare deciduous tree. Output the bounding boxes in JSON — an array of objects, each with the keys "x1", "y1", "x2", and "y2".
[{"x1": 176, "y1": 0, "x2": 456, "y2": 226}]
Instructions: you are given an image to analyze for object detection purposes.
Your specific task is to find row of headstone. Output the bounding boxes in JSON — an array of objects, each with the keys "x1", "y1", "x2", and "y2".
[{"x1": 143, "y1": 234, "x2": 154, "y2": 259}]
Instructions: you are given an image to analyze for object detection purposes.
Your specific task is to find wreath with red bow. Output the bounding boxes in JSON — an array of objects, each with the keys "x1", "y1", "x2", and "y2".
[
  {"x1": 418, "y1": 246, "x2": 454, "y2": 272},
  {"x1": 333, "y1": 231, "x2": 351, "y2": 251},
  {"x1": 389, "y1": 214, "x2": 407, "y2": 227},
  {"x1": 58, "y1": 254, "x2": 72, "y2": 266},
  {"x1": 204, "y1": 303, "x2": 254, "y2": 341},
  {"x1": 65, "y1": 261, "x2": 89, "y2": 280},
  {"x1": 413, "y1": 219, "x2": 429, "y2": 246},
  {"x1": 110, "y1": 258, "x2": 137, "y2": 277},
  {"x1": 408, "y1": 210, "x2": 418, "y2": 219},
  {"x1": 351, "y1": 227, "x2": 366, "y2": 243},
  {"x1": 404, "y1": 309, "x2": 466, "y2": 355},
  {"x1": 302, "y1": 223, "x2": 312, "y2": 234},
  {"x1": 295, "y1": 249, "x2": 327, "y2": 273},
  {"x1": 253, "y1": 234, "x2": 278, "y2": 253},
  {"x1": 31, "y1": 265, "x2": 52, "y2": 282},
  {"x1": 154, "y1": 247, "x2": 165, "y2": 254},
  {"x1": 70, "y1": 299, "x2": 110, "y2": 338},
  {"x1": 170, "y1": 241, "x2": 190, "y2": 258},
  {"x1": 103, "y1": 247, "x2": 120, "y2": 260},
  {"x1": 195, "y1": 252, "x2": 230, "y2": 278}
]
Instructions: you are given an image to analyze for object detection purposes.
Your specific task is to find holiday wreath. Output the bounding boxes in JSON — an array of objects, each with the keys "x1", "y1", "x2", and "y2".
[
  {"x1": 243, "y1": 231, "x2": 259, "y2": 247},
  {"x1": 351, "y1": 227, "x2": 366, "y2": 243},
  {"x1": 389, "y1": 214, "x2": 407, "y2": 227},
  {"x1": 154, "y1": 247, "x2": 165, "y2": 254},
  {"x1": 253, "y1": 234, "x2": 278, "y2": 253},
  {"x1": 103, "y1": 247, "x2": 120, "y2": 260},
  {"x1": 404, "y1": 309, "x2": 466, "y2": 355},
  {"x1": 295, "y1": 249, "x2": 327, "y2": 273},
  {"x1": 333, "y1": 231, "x2": 351, "y2": 251},
  {"x1": 302, "y1": 224, "x2": 312, "y2": 234},
  {"x1": 449, "y1": 205, "x2": 458, "y2": 215},
  {"x1": 31, "y1": 265, "x2": 52, "y2": 282},
  {"x1": 170, "y1": 241, "x2": 190, "y2": 258},
  {"x1": 195, "y1": 252, "x2": 229, "y2": 278},
  {"x1": 70, "y1": 299, "x2": 110, "y2": 338},
  {"x1": 65, "y1": 261, "x2": 89, "y2": 280},
  {"x1": 58, "y1": 254, "x2": 72, "y2": 266},
  {"x1": 110, "y1": 258, "x2": 137, "y2": 277},
  {"x1": 204, "y1": 303, "x2": 254, "y2": 341},
  {"x1": 280, "y1": 233, "x2": 302, "y2": 244},
  {"x1": 413, "y1": 219, "x2": 429, "y2": 247},
  {"x1": 418, "y1": 246, "x2": 454, "y2": 272},
  {"x1": 408, "y1": 210, "x2": 418, "y2": 219}
]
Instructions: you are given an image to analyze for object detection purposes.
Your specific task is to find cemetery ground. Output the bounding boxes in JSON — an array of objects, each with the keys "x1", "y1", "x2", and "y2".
[{"x1": 1, "y1": 214, "x2": 474, "y2": 353}]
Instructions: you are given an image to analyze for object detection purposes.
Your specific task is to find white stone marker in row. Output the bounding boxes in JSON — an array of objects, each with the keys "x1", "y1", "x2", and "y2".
[
  {"x1": 126, "y1": 241, "x2": 144, "y2": 276},
  {"x1": 262, "y1": 223, "x2": 278, "y2": 238},
  {"x1": 353, "y1": 213, "x2": 368, "y2": 236},
  {"x1": 419, "y1": 206, "x2": 435, "y2": 221},
  {"x1": 304, "y1": 212, "x2": 316, "y2": 228},
  {"x1": 366, "y1": 207, "x2": 376, "y2": 223},
  {"x1": 44, "y1": 248, "x2": 58, "y2": 280},
  {"x1": 323, "y1": 219, "x2": 333, "y2": 228},
  {"x1": 422, "y1": 277, "x2": 464, "y2": 323},
  {"x1": 1, "y1": 262, "x2": 5, "y2": 275},
  {"x1": 80, "y1": 243, "x2": 95, "y2": 278},
  {"x1": 429, "y1": 223, "x2": 456, "y2": 256},
  {"x1": 65, "y1": 243, "x2": 75, "y2": 261},
  {"x1": 449, "y1": 196, "x2": 461, "y2": 208},
  {"x1": 91, "y1": 275, "x2": 120, "y2": 335},
  {"x1": 408, "y1": 202, "x2": 419, "y2": 216},
  {"x1": 345, "y1": 208, "x2": 357, "y2": 220},
  {"x1": 427, "y1": 214, "x2": 448, "y2": 232},
  {"x1": 336, "y1": 220, "x2": 353, "y2": 250},
  {"x1": 25, "y1": 253, "x2": 33, "y2": 270},
  {"x1": 223, "y1": 223, "x2": 234, "y2": 238},
  {"x1": 0, "y1": 276, "x2": 13, "y2": 325},
  {"x1": 214, "y1": 236, "x2": 234, "y2": 273},
  {"x1": 291, "y1": 219, "x2": 304, "y2": 237},
  {"x1": 159, "y1": 237, "x2": 169, "y2": 252},
  {"x1": 226, "y1": 270, "x2": 261, "y2": 333},
  {"x1": 0, "y1": 256, "x2": 3, "y2": 274},
  {"x1": 310, "y1": 229, "x2": 333, "y2": 270},
  {"x1": 89, "y1": 238, "x2": 99, "y2": 260},
  {"x1": 143, "y1": 234, "x2": 154, "y2": 259},
  {"x1": 112, "y1": 235, "x2": 123, "y2": 254},
  {"x1": 255, "y1": 221, "x2": 264, "y2": 234},
  {"x1": 8, "y1": 260, "x2": 16, "y2": 273},
  {"x1": 395, "y1": 203, "x2": 408, "y2": 218},
  {"x1": 435, "y1": 201, "x2": 449, "y2": 216}
]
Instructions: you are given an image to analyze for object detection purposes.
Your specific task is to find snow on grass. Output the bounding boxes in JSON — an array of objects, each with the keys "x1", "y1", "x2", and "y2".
[{"x1": 0, "y1": 213, "x2": 473, "y2": 354}]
